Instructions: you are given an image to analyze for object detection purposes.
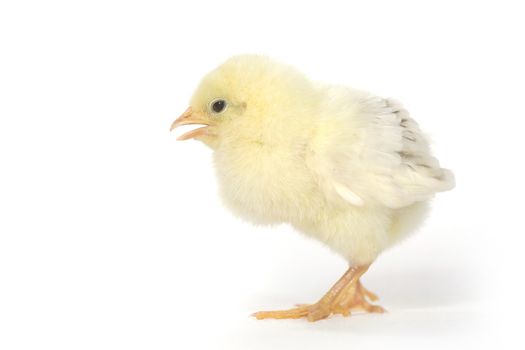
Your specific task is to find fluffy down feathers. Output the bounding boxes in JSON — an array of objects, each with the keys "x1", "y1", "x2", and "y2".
[{"x1": 187, "y1": 55, "x2": 454, "y2": 265}]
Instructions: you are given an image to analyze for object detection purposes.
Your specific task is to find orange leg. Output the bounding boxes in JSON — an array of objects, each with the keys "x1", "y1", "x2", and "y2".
[{"x1": 252, "y1": 264, "x2": 385, "y2": 322}]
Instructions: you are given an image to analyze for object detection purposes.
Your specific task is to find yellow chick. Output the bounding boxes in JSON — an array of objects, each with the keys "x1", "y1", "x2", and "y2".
[{"x1": 171, "y1": 55, "x2": 455, "y2": 321}]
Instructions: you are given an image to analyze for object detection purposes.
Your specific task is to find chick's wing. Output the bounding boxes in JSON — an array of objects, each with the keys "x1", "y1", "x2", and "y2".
[{"x1": 309, "y1": 91, "x2": 455, "y2": 209}]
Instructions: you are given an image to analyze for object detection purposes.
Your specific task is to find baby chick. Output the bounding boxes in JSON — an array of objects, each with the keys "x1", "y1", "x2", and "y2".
[{"x1": 171, "y1": 55, "x2": 455, "y2": 321}]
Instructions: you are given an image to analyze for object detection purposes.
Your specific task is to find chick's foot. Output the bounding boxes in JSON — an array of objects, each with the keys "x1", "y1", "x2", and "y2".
[
  {"x1": 332, "y1": 280, "x2": 385, "y2": 316},
  {"x1": 251, "y1": 265, "x2": 385, "y2": 322}
]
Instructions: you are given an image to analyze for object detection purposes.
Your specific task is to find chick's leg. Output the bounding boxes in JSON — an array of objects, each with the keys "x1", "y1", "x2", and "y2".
[{"x1": 252, "y1": 264, "x2": 383, "y2": 322}]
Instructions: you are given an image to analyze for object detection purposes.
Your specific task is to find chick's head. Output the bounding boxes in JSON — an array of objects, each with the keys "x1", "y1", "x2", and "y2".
[{"x1": 171, "y1": 55, "x2": 316, "y2": 148}]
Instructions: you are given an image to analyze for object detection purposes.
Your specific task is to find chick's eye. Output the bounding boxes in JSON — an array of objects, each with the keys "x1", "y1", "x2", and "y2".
[{"x1": 211, "y1": 99, "x2": 227, "y2": 114}]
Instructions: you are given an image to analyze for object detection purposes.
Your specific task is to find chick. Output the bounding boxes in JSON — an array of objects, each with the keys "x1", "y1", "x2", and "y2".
[{"x1": 170, "y1": 55, "x2": 455, "y2": 321}]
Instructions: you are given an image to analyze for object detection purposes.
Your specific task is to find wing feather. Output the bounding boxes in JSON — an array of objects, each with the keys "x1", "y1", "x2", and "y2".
[{"x1": 310, "y1": 89, "x2": 455, "y2": 209}]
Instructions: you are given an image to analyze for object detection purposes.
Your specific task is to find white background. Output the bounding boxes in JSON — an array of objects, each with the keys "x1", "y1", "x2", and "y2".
[{"x1": 1, "y1": 1, "x2": 524, "y2": 349}]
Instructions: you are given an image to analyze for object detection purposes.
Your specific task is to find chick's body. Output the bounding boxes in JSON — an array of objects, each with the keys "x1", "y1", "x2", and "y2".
[
  {"x1": 213, "y1": 80, "x2": 451, "y2": 265},
  {"x1": 172, "y1": 55, "x2": 454, "y2": 320}
]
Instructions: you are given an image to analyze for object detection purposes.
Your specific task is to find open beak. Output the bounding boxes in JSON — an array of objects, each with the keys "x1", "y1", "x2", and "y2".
[{"x1": 170, "y1": 107, "x2": 211, "y2": 141}]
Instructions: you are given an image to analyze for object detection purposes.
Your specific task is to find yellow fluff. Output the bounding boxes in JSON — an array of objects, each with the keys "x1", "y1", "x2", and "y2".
[{"x1": 183, "y1": 55, "x2": 454, "y2": 265}]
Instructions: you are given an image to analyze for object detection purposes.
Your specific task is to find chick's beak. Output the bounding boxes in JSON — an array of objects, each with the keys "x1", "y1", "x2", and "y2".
[{"x1": 170, "y1": 107, "x2": 212, "y2": 141}]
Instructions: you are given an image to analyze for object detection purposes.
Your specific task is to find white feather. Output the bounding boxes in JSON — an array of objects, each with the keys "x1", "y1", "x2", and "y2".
[{"x1": 333, "y1": 182, "x2": 364, "y2": 206}]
